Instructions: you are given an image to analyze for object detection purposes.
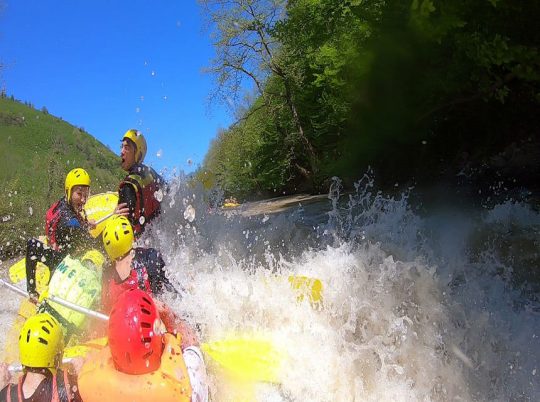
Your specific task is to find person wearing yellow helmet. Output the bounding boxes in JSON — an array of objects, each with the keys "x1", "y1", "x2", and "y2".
[
  {"x1": 25, "y1": 168, "x2": 100, "y2": 301},
  {"x1": 100, "y1": 216, "x2": 174, "y2": 312},
  {"x1": 0, "y1": 313, "x2": 83, "y2": 402},
  {"x1": 36, "y1": 250, "x2": 104, "y2": 339},
  {"x1": 115, "y1": 129, "x2": 165, "y2": 237}
]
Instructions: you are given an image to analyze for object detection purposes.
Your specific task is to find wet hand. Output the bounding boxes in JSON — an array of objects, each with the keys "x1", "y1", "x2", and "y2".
[
  {"x1": 115, "y1": 202, "x2": 129, "y2": 217},
  {"x1": 87, "y1": 219, "x2": 97, "y2": 230},
  {"x1": 29, "y1": 291, "x2": 40, "y2": 304}
]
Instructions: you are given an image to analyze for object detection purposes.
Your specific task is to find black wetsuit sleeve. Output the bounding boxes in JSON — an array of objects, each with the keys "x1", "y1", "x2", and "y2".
[
  {"x1": 25, "y1": 238, "x2": 64, "y2": 296},
  {"x1": 119, "y1": 183, "x2": 138, "y2": 228}
]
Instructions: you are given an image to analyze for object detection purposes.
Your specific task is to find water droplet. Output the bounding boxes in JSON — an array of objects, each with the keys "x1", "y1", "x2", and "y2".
[{"x1": 183, "y1": 205, "x2": 195, "y2": 222}]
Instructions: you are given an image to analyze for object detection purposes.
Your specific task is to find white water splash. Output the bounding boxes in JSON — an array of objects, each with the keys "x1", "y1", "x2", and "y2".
[{"x1": 1, "y1": 173, "x2": 538, "y2": 401}]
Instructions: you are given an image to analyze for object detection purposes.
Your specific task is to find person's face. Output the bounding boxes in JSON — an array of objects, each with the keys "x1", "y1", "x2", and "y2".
[
  {"x1": 70, "y1": 185, "x2": 89, "y2": 212},
  {"x1": 120, "y1": 140, "x2": 137, "y2": 171}
]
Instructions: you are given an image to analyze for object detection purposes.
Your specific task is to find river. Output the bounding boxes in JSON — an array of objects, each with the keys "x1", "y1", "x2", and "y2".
[{"x1": 1, "y1": 174, "x2": 539, "y2": 401}]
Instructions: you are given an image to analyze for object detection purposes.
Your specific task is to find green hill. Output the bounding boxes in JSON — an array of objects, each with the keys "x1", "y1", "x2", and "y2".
[{"x1": 0, "y1": 96, "x2": 124, "y2": 259}]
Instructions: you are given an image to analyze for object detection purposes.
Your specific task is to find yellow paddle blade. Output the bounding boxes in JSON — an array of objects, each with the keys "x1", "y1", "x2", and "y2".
[
  {"x1": 8, "y1": 258, "x2": 50, "y2": 289},
  {"x1": 8, "y1": 257, "x2": 26, "y2": 283},
  {"x1": 64, "y1": 337, "x2": 108, "y2": 359},
  {"x1": 84, "y1": 192, "x2": 118, "y2": 238},
  {"x1": 202, "y1": 337, "x2": 282, "y2": 383},
  {"x1": 288, "y1": 275, "x2": 323, "y2": 304}
]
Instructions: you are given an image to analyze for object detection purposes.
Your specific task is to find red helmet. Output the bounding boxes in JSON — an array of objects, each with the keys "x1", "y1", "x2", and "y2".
[{"x1": 108, "y1": 289, "x2": 162, "y2": 374}]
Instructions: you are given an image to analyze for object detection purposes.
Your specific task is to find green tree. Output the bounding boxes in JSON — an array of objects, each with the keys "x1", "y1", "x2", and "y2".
[{"x1": 199, "y1": 0, "x2": 317, "y2": 182}]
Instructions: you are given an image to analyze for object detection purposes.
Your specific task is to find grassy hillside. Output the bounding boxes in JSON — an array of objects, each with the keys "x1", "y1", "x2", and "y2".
[{"x1": 0, "y1": 96, "x2": 124, "y2": 258}]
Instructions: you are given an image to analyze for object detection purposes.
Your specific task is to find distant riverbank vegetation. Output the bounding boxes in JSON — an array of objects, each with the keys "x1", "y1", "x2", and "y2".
[
  {"x1": 196, "y1": 0, "x2": 540, "y2": 201},
  {"x1": 0, "y1": 96, "x2": 124, "y2": 258}
]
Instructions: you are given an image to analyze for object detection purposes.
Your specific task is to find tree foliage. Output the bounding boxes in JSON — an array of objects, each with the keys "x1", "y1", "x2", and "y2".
[{"x1": 199, "y1": 0, "x2": 540, "y2": 198}]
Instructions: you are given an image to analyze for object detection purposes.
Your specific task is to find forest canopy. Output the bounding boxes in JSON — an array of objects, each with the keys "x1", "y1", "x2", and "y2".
[{"x1": 197, "y1": 0, "x2": 540, "y2": 199}]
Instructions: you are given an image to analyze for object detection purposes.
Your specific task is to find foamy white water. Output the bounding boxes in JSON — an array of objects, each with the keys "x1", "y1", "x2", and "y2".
[{"x1": 1, "y1": 174, "x2": 539, "y2": 401}]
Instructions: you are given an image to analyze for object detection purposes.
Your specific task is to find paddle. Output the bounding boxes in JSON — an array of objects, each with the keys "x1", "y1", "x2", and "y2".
[
  {"x1": 84, "y1": 192, "x2": 119, "y2": 238},
  {"x1": 201, "y1": 337, "x2": 282, "y2": 383},
  {"x1": 288, "y1": 275, "x2": 323, "y2": 304},
  {"x1": 0, "y1": 280, "x2": 283, "y2": 383},
  {"x1": 8, "y1": 257, "x2": 50, "y2": 285},
  {"x1": 0, "y1": 279, "x2": 109, "y2": 321},
  {"x1": 94, "y1": 211, "x2": 115, "y2": 226}
]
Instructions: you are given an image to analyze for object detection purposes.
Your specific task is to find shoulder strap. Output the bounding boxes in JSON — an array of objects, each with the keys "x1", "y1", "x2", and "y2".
[
  {"x1": 54, "y1": 369, "x2": 71, "y2": 402},
  {"x1": 51, "y1": 372, "x2": 59, "y2": 402},
  {"x1": 5, "y1": 382, "x2": 18, "y2": 402},
  {"x1": 16, "y1": 379, "x2": 23, "y2": 402}
]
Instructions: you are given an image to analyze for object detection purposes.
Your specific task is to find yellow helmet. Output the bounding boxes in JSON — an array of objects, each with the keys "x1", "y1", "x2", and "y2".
[
  {"x1": 122, "y1": 129, "x2": 147, "y2": 163},
  {"x1": 19, "y1": 313, "x2": 64, "y2": 370},
  {"x1": 65, "y1": 168, "x2": 91, "y2": 202},
  {"x1": 81, "y1": 249, "x2": 106, "y2": 271},
  {"x1": 102, "y1": 216, "x2": 134, "y2": 260}
]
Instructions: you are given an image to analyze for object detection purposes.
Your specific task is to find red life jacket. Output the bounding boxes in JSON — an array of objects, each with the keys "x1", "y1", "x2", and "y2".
[
  {"x1": 6, "y1": 370, "x2": 73, "y2": 402},
  {"x1": 119, "y1": 166, "x2": 162, "y2": 236},
  {"x1": 107, "y1": 263, "x2": 152, "y2": 310},
  {"x1": 45, "y1": 200, "x2": 63, "y2": 251}
]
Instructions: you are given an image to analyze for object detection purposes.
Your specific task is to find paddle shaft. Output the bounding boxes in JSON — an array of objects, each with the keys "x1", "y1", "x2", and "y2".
[
  {"x1": 48, "y1": 294, "x2": 109, "y2": 321},
  {"x1": 8, "y1": 358, "x2": 73, "y2": 373},
  {"x1": 94, "y1": 211, "x2": 115, "y2": 225},
  {"x1": 0, "y1": 279, "x2": 27, "y2": 298},
  {"x1": 1, "y1": 280, "x2": 210, "y2": 354},
  {"x1": 0, "y1": 279, "x2": 109, "y2": 321}
]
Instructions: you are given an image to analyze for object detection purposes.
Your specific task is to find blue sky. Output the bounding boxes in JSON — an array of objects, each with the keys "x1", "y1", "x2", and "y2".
[{"x1": 0, "y1": 0, "x2": 231, "y2": 174}]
